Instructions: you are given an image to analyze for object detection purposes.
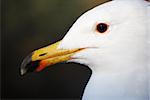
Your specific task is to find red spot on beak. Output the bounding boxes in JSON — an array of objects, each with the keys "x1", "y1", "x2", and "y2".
[{"x1": 36, "y1": 61, "x2": 48, "y2": 72}]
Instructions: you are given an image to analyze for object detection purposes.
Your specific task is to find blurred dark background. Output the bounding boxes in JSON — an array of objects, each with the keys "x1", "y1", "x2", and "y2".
[{"x1": 2, "y1": 0, "x2": 109, "y2": 99}]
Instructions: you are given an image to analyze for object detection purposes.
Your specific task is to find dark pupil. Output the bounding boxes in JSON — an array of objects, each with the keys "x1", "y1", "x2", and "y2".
[{"x1": 97, "y1": 23, "x2": 108, "y2": 33}]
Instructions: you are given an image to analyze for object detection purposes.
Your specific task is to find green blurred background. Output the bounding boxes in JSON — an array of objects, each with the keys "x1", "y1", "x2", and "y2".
[{"x1": 2, "y1": 0, "x2": 109, "y2": 99}]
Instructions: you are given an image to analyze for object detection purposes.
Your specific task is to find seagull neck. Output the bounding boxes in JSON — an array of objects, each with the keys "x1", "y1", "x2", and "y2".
[
  {"x1": 92, "y1": 56, "x2": 147, "y2": 74},
  {"x1": 82, "y1": 49, "x2": 149, "y2": 100},
  {"x1": 82, "y1": 57, "x2": 149, "y2": 100}
]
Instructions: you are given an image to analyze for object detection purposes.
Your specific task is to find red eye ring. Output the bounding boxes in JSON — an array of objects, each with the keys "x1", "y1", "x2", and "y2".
[{"x1": 96, "y1": 23, "x2": 109, "y2": 33}]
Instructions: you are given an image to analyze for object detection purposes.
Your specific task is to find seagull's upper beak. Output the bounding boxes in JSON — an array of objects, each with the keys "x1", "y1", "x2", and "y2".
[{"x1": 20, "y1": 40, "x2": 84, "y2": 76}]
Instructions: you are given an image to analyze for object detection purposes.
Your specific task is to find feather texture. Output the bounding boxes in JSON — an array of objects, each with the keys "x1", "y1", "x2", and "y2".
[{"x1": 58, "y1": 0, "x2": 150, "y2": 99}]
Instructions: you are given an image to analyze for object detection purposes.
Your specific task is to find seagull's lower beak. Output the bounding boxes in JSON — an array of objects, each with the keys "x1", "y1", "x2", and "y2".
[{"x1": 20, "y1": 41, "x2": 84, "y2": 76}]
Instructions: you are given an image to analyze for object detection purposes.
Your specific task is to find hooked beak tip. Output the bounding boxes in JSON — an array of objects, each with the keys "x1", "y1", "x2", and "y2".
[
  {"x1": 20, "y1": 68, "x2": 27, "y2": 76},
  {"x1": 20, "y1": 53, "x2": 40, "y2": 76},
  {"x1": 20, "y1": 53, "x2": 32, "y2": 76}
]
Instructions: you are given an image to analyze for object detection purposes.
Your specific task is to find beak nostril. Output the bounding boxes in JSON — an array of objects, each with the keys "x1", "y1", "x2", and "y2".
[{"x1": 39, "y1": 53, "x2": 47, "y2": 56}]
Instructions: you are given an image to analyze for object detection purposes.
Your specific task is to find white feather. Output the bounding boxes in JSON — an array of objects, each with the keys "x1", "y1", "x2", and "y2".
[
  {"x1": 58, "y1": 0, "x2": 150, "y2": 100},
  {"x1": 147, "y1": 0, "x2": 150, "y2": 98}
]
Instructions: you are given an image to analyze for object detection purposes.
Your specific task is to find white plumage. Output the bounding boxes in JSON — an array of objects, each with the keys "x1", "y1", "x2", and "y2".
[{"x1": 58, "y1": 0, "x2": 150, "y2": 100}]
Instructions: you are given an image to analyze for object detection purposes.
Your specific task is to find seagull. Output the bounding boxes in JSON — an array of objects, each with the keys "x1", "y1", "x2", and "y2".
[{"x1": 20, "y1": 0, "x2": 150, "y2": 100}]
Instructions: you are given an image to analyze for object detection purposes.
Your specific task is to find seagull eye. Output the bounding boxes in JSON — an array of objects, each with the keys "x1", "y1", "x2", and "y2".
[{"x1": 96, "y1": 23, "x2": 108, "y2": 33}]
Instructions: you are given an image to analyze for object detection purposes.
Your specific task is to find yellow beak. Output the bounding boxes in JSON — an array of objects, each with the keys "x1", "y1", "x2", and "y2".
[{"x1": 20, "y1": 40, "x2": 84, "y2": 75}]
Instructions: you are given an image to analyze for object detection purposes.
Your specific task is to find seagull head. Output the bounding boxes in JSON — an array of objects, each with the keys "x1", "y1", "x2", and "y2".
[{"x1": 20, "y1": 0, "x2": 148, "y2": 75}]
